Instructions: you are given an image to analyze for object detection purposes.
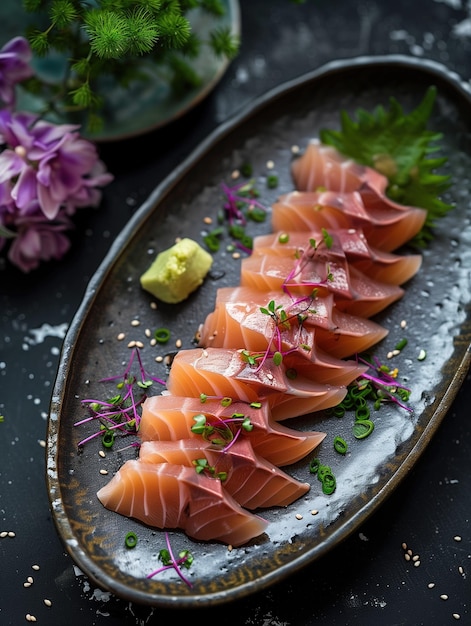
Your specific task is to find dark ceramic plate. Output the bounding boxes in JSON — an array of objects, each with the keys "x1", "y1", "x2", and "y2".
[{"x1": 47, "y1": 55, "x2": 471, "y2": 608}]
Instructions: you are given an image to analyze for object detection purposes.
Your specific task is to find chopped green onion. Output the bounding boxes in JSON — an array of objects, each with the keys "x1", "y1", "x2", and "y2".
[
  {"x1": 267, "y1": 174, "x2": 279, "y2": 188},
  {"x1": 240, "y1": 162, "x2": 253, "y2": 177},
  {"x1": 395, "y1": 338, "x2": 408, "y2": 351},
  {"x1": 278, "y1": 233, "x2": 289, "y2": 244},
  {"x1": 333, "y1": 436, "x2": 348, "y2": 455},
  {"x1": 353, "y1": 419, "x2": 375, "y2": 439},
  {"x1": 154, "y1": 328, "x2": 170, "y2": 343},
  {"x1": 125, "y1": 531, "x2": 138, "y2": 548},
  {"x1": 309, "y1": 458, "x2": 320, "y2": 474},
  {"x1": 102, "y1": 430, "x2": 115, "y2": 448},
  {"x1": 321, "y1": 472, "x2": 336, "y2": 495}
]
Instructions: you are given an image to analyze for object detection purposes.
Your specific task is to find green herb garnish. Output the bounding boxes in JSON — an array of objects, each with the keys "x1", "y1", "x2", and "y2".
[{"x1": 320, "y1": 86, "x2": 453, "y2": 247}]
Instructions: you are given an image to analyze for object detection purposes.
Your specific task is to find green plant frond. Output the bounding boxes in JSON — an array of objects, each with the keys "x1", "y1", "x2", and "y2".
[
  {"x1": 209, "y1": 26, "x2": 239, "y2": 58},
  {"x1": 27, "y1": 30, "x2": 50, "y2": 56},
  {"x1": 168, "y1": 53, "x2": 202, "y2": 93},
  {"x1": 70, "y1": 57, "x2": 91, "y2": 77},
  {"x1": 124, "y1": 7, "x2": 160, "y2": 55},
  {"x1": 23, "y1": 0, "x2": 42, "y2": 11},
  {"x1": 84, "y1": 9, "x2": 130, "y2": 59},
  {"x1": 49, "y1": 0, "x2": 78, "y2": 28},
  {"x1": 156, "y1": 13, "x2": 191, "y2": 49},
  {"x1": 320, "y1": 86, "x2": 453, "y2": 247}
]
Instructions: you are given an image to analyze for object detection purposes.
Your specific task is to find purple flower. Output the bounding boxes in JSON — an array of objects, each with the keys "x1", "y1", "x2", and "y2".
[
  {"x1": 0, "y1": 37, "x2": 34, "y2": 107},
  {"x1": 0, "y1": 109, "x2": 113, "y2": 220},
  {"x1": 3, "y1": 206, "x2": 73, "y2": 273}
]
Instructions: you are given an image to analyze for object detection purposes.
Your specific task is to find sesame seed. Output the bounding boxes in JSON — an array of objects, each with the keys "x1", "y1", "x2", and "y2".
[
  {"x1": 291, "y1": 145, "x2": 300, "y2": 154},
  {"x1": 400, "y1": 319, "x2": 407, "y2": 328},
  {"x1": 407, "y1": 549, "x2": 413, "y2": 556},
  {"x1": 404, "y1": 553, "x2": 411, "y2": 561},
  {"x1": 175, "y1": 339, "x2": 182, "y2": 349},
  {"x1": 150, "y1": 338, "x2": 157, "y2": 346},
  {"x1": 458, "y1": 566, "x2": 464, "y2": 575},
  {"x1": 203, "y1": 216, "x2": 213, "y2": 225},
  {"x1": 32, "y1": 565, "x2": 40, "y2": 571},
  {"x1": 428, "y1": 582, "x2": 435, "y2": 589},
  {"x1": 401, "y1": 542, "x2": 408, "y2": 550},
  {"x1": 99, "y1": 450, "x2": 106, "y2": 458},
  {"x1": 227, "y1": 544, "x2": 233, "y2": 551},
  {"x1": 387, "y1": 351, "x2": 394, "y2": 359},
  {"x1": 23, "y1": 581, "x2": 32, "y2": 588},
  {"x1": 155, "y1": 355, "x2": 163, "y2": 363},
  {"x1": 0, "y1": 531, "x2": 7, "y2": 538},
  {"x1": 231, "y1": 169, "x2": 240, "y2": 179},
  {"x1": 232, "y1": 252, "x2": 241, "y2": 260},
  {"x1": 295, "y1": 513, "x2": 303, "y2": 520},
  {"x1": 38, "y1": 439, "x2": 46, "y2": 448},
  {"x1": 145, "y1": 328, "x2": 151, "y2": 338},
  {"x1": 25, "y1": 614, "x2": 37, "y2": 622},
  {"x1": 453, "y1": 614, "x2": 461, "y2": 620},
  {"x1": 117, "y1": 332, "x2": 126, "y2": 340},
  {"x1": 44, "y1": 599, "x2": 52, "y2": 607},
  {"x1": 27, "y1": 576, "x2": 33, "y2": 584},
  {"x1": 454, "y1": 535, "x2": 462, "y2": 542},
  {"x1": 412, "y1": 554, "x2": 420, "y2": 561},
  {"x1": 440, "y1": 594, "x2": 449, "y2": 600},
  {"x1": 414, "y1": 560, "x2": 421, "y2": 567},
  {"x1": 150, "y1": 301, "x2": 158, "y2": 310},
  {"x1": 135, "y1": 341, "x2": 144, "y2": 349},
  {"x1": 7, "y1": 531, "x2": 15, "y2": 538},
  {"x1": 99, "y1": 469, "x2": 108, "y2": 475},
  {"x1": 131, "y1": 319, "x2": 140, "y2": 327},
  {"x1": 127, "y1": 340, "x2": 137, "y2": 348},
  {"x1": 266, "y1": 160, "x2": 275, "y2": 169},
  {"x1": 392, "y1": 349, "x2": 400, "y2": 357},
  {"x1": 311, "y1": 510, "x2": 318, "y2": 515}
]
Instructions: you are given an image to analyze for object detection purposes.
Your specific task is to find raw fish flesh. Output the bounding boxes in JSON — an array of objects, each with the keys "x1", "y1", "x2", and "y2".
[{"x1": 97, "y1": 460, "x2": 269, "y2": 546}]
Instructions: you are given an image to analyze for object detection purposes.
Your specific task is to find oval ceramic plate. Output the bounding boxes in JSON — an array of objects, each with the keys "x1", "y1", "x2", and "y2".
[
  {"x1": 2, "y1": 0, "x2": 240, "y2": 142},
  {"x1": 47, "y1": 55, "x2": 471, "y2": 608}
]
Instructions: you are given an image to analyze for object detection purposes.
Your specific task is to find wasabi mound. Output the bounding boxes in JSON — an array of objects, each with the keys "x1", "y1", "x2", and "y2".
[{"x1": 140, "y1": 238, "x2": 213, "y2": 304}]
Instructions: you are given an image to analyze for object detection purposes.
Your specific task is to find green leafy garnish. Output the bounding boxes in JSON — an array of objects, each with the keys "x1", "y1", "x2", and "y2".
[{"x1": 320, "y1": 86, "x2": 453, "y2": 247}]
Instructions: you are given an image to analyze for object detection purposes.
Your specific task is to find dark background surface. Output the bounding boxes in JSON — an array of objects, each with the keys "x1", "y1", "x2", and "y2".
[{"x1": 1, "y1": 1, "x2": 470, "y2": 624}]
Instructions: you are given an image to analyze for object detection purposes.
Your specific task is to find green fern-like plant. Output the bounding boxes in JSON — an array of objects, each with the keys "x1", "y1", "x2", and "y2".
[{"x1": 20, "y1": 0, "x2": 240, "y2": 132}]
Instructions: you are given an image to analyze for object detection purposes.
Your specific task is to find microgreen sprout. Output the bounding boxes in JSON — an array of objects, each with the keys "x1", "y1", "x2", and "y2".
[
  {"x1": 241, "y1": 293, "x2": 318, "y2": 372},
  {"x1": 282, "y1": 231, "x2": 335, "y2": 297},
  {"x1": 76, "y1": 348, "x2": 165, "y2": 448},
  {"x1": 192, "y1": 458, "x2": 228, "y2": 481},
  {"x1": 147, "y1": 533, "x2": 194, "y2": 588},
  {"x1": 204, "y1": 179, "x2": 268, "y2": 254},
  {"x1": 190, "y1": 412, "x2": 253, "y2": 453}
]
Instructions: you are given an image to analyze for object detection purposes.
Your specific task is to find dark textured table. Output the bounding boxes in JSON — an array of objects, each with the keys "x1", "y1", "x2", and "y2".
[{"x1": 1, "y1": 1, "x2": 470, "y2": 624}]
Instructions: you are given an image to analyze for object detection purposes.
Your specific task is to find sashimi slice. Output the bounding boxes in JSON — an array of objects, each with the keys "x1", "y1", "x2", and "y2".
[
  {"x1": 165, "y1": 347, "x2": 348, "y2": 421},
  {"x1": 240, "y1": 252, "x2": 404, "y2": 317},
  {"x1": 291, "y1": 139, "x2": 373, "y2": 193},
  {"x1": 97, "y1": 460, "x2": 268, "y2": 546},
  {"x1": 194, "y1": 296, "x2": 368, "y2": 385},
  {"x1": 272, "y1": 190, "x2": 426, "y2": 252},
  {"x1": 199, "y1": 287, "x2": 388, "y2": 358},
  {"x1": 138, "y1": 438, "x2": 310, "y2": 509},
  {"x1": 290, "y1": 139, "x2": 428, "y2": 245},
  {"x1": 139, "y1": 395, "x2": 326, "y2": 467},
  {"x1": 252, "y1": 230, "x2": 422, "y2": 285}
]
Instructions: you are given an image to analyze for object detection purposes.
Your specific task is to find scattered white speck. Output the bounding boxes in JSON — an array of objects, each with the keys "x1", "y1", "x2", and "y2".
[
  {"x1": 359, "y1": 532, "x2": 369, "y2": 542},
  {"x1": 23, "y1": 323, "x2": 68, "y2": 348}
]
